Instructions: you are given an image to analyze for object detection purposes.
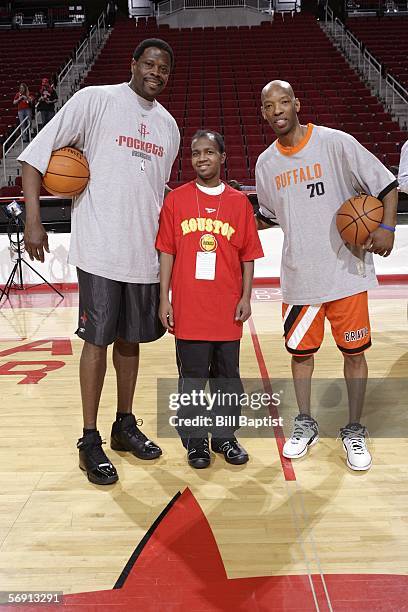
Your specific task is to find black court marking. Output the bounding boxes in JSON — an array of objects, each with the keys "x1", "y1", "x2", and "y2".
[{"x1": 113, "y1": 490, "x2": 182, "y2": 589}]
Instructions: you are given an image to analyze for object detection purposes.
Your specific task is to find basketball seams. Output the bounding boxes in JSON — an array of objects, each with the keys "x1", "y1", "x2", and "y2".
[
  {"x1": 336, "y1": 213, "x2": 358, "y2": 233},
  {"x1": 364, "y1": 206, "x2": 383, "y2": 223},
  {"x1": 51, "y1": 154, "x2": 90, "y2": 173},
  {"x1": 51, "y1": 148, "x2": 90, "y2": 172}
]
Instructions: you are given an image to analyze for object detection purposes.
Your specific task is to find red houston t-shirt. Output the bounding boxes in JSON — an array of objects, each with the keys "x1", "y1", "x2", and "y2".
[{"x1": 156, "y1": 181, "x2": 264, "y2": 341}]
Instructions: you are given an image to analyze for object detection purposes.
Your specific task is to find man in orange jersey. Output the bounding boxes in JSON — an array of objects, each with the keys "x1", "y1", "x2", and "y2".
[{"x1": 255, "y1": 80, "x2": 398, "y2": 471}]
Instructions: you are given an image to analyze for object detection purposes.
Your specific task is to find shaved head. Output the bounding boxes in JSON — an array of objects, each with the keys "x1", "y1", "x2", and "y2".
[
  {"x1": 261, "y1": 79, "x2": 301, "y2": 140},
  {"x1": 261, "y1": 80, "x2": 295, "y2": 103}
]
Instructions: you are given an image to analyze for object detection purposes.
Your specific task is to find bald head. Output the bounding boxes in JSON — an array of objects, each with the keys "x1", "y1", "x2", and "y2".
[
  {"x1": 261, "y1": 80, "x2": 301, "y2": 139},
  {"x1": 261, "y1": 80, "x2": 295, "y2": 103}
]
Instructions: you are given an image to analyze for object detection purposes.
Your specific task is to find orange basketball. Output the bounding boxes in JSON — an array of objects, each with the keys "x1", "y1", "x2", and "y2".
[
  {"x1": 42, "y1": 147, "x2": 89, "y2": 198},
  {"x1": 336, "y1": 194, "x2": 383, "y2": 246}
]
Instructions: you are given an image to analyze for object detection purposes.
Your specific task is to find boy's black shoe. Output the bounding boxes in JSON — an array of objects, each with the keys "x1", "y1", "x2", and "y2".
[
  {"x1": 77, "y1": 431, "x2": 118, "y2": 485},
  {"x1": 187, "y1": 437, "x2": 211, "y2": 469},
  {"x1": 211, "y1": 436, "x2": 249, "y2": 465},
  {"x1": 110, "y1": 413, "x2": 162, "y2": 460}
]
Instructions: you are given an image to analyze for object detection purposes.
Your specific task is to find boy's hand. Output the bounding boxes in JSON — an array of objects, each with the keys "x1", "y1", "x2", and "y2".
[
  {"x1": 159, "y1": 299, "x2": 174, "y2": 331},
  {"x1": 235, "y1": 298, "x2": 251, "y2": 322}
]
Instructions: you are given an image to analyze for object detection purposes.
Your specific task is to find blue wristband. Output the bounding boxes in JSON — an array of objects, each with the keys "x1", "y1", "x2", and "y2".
[{"x1": 379, "y1": 223, "x2": 396, "y2": 233}]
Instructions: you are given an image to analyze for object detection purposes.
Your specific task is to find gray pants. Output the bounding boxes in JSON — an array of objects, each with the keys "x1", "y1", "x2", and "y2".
[
  {"x1": 18, "y1": 108, "x2": 31, "y2": 142},
  {"x1": 40, "y1": 109, "x2": 55, "y2": 127}
]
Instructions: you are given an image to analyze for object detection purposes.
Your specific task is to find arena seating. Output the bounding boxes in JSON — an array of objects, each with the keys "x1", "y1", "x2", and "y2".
[
  {"x1": 346, "y1": 17, "x2": 408, "y2": 91},
  {"x1": 82, "y1": 14, "x2": 407, "y2": 185},
  {"x1": 0, "y1": 27, "x2": 86, "y2": 148}
]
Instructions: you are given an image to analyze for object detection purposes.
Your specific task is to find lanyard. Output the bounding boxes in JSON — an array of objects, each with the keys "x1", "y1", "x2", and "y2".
[{"x1": 195, "y1": 184, "x2": 223, "y2": 228}]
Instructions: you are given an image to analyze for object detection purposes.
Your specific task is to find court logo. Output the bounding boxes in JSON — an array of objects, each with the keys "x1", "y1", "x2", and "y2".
[
  {"x1": 200, "y1": 234, "x2": 218, "y2": 252},
  {"x1": 138, "y1": 123, "x2": 149, "y2": 139}
]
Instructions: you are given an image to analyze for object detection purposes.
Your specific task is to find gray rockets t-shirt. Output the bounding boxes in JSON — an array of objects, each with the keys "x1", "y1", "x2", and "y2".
[
  {"x1": 256, "y1": 124, "x2": 397, "y2": 305},
  {"x1": 18, "y1": 83, "x2": 180, "y2": 283}
]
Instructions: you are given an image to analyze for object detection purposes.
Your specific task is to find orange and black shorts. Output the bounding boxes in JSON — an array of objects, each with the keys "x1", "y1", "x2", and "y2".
[{"x1": 282, "y1": 292, "x2": 371, "y2": 356}]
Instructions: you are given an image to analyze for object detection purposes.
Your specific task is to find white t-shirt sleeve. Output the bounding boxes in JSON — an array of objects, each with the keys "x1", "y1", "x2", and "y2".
[
  {"x1": 165, "y1": 119, "x2": 180, "y2": 183},
  {"x1": 398, "y1": 140, "x2": 408, "y2": 194},
  {"x1": 339, "y1": 132, "x2": 397, "y2": 197},
  {"x1": 17, "y1": 88, "x2": 89, "y2": 174},
  {"x1": 255, "y1": 159, "x2": 278, "y2": 223}
]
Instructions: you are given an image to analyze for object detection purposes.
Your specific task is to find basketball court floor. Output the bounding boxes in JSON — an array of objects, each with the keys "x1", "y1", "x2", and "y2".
[{"x1": 0, "y1": 282, "x2": 407, "y2": 610}]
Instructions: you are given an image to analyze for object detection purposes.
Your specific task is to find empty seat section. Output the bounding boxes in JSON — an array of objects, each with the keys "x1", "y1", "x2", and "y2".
[{"x1": 82, "y1": 13, "x2": 406, "y2": 181}]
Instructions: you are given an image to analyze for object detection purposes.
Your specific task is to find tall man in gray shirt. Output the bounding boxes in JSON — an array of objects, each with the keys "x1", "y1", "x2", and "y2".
[
  {"x1": 256, "y1": 80, "x2": 398, "y2": 472},
  {"x1": 19, "y1": 39, "x2": 180, "y2": 485}
]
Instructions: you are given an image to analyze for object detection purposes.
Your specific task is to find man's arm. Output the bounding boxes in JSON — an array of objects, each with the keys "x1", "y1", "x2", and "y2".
[
  {"x1": 235, "y1": 260, "x2": 254, "y2": 322},
  {"x1": 398, "y1": 142, "x2": 408, "y2": 194},
  {"x1": 21, "y1": 162, "x2": 49, "y2": 262},
  {"x1": 255, "y1": 211, "x2": 278, "y2": 231},
  {"x1": 159, "y1": 252, "x2": 175, "y2": 330},
  {"x1": 364, "y1": 187, "x2": 398, "y2": 257},
  {"x1": 256, "y1": 216, "x2": 273, "y2": 230}
]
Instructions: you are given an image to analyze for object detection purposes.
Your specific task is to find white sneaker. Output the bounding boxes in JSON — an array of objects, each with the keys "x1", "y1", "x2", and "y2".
[
  {"x1": 283, "y1": 414, "x2": 319, "y2": 459},
  {"x1": 340, "y1": 423, "x2": 372, "y2": 471}
]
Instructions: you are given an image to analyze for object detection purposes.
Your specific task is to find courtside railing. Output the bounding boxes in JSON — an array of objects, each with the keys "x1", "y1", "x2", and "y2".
[
  {"x1": 57, "y1": 9, "x2": 107, "y2": 102},
  {"x1": 2, "y1": 118, "x2": 31, "y2": 183},
  {"x1": 324, "y1": 5, "x2": 408, "y2": 123},
  {"x1": 1, "y1": 8, "x2": 109, "y2": 187}
]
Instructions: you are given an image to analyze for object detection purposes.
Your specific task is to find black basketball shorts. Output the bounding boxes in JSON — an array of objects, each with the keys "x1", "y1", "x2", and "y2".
[{"x1": 76, "y1": 268, "x2": 165, "y2": 346}]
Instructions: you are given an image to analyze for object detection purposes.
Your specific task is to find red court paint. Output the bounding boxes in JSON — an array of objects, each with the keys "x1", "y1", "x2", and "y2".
[
  {"x1": 41, "y1": 488, "x2": 321, "y2": 611},
  {"x1": 248, "y1": 316, "x2": 296, "y2": 482},
  {"x1": 31, "y1": 487, "x2": 407, "y2": 611}
]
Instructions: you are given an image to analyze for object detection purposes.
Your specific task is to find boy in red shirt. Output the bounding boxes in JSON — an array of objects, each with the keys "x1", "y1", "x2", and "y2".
[{"x1": 156, "y1": 130, "x2": 264, "y2": 468}]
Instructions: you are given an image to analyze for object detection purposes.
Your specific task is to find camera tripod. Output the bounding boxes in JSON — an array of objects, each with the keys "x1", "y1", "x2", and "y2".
[{"x1": 0, "y1": 216, "x2": 64, "y2": 305}]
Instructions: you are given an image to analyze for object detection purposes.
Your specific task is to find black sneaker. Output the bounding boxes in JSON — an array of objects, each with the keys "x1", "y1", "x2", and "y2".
[
  {"x1": 110, "y1": 413, "x2": 162, "y2": 460},
  {"x1": 211, "y1": 436, "x2": 249, "y2": 465},
  {"x1": 187, "y1": 437, "x2": 211, "y2": 469},
  {"x1": 77, "y1": 431, "x2": 118, "y2": 485}
]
